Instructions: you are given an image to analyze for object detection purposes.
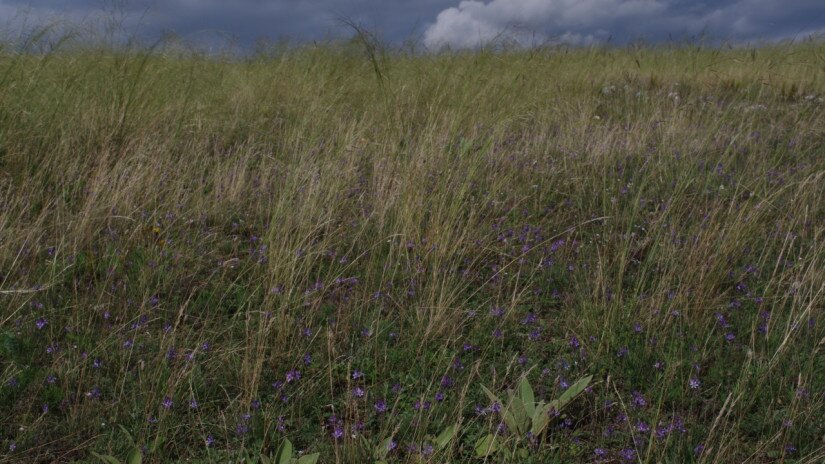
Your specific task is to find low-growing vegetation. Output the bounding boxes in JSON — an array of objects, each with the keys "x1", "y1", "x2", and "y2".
[{"x1": 0, "y1": 36, "x2": 824, "y2": 462}]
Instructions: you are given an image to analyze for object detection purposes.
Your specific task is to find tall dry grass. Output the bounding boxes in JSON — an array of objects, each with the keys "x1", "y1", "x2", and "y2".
[{"x1": 0, "y1": 38, "x2": 824, "y2": 462}]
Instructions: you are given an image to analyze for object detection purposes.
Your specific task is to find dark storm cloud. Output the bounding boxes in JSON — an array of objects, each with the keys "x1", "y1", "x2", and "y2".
[
  {"x1": 0, "y1": 0, "x2": 454, "y2": 46},
  {"x1": 1, "y1": 0, "x2": 823, "y2": 48}
]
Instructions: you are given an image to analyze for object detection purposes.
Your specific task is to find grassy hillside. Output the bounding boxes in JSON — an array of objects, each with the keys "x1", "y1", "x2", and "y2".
[{"x1": 1, "y1": 41, "x2": 824, "y2": 463}]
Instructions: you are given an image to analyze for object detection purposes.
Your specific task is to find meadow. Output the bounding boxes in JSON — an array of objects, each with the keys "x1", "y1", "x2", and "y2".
[{"x1": 0, "y1": 37, "x2": 824, "y2": 463}]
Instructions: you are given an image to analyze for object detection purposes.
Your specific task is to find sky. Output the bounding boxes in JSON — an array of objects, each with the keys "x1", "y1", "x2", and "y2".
[{"x1": 1, "y1": 0, "x2": 824, "y2": 50}]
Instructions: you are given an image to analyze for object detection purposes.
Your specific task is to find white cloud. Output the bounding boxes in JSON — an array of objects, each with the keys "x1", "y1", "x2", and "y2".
[
  {"x1": 422, "y1": 0, "x2": 667, "y2": 48},
  {"x1": 422, "y1": 0, "x2": 825, "y2": 49}
]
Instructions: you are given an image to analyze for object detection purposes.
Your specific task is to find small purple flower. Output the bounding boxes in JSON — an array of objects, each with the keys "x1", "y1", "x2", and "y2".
[
  {"x1": 440, "y1": 376, "x2": 453, "y2": 389},
  {"x1": 162, "y1": 396, "x2": 173, "y2": 409},
  {"x1": 694, "y1": 444, "x2": 705, "y2": 456},
  {"x1": 386, "y1": 438, "x2": 397, "y2": 452},
  {"x1": 303, "y1": 353, "x2": 312, "y2": 365},
  {"x1": 594, "y1": 448, "x2": 607, "y2": 458},
  {"x1": 374, "y1": 399, "x2": 387, "y2": 414},
  {"x1": 352, "y1": 369, "x2": 364, "y2": 380},
  {"x1": 205, "y1": 435, "x2": 214, "y2": 447},
  {"x1": 46, "y1": 374, "x2": 57, "y2": 384},
  {"x1": 653, "y1": 360, "x2": 664, "y2": 370},
  {"x1": 435, "y1": 391, "x2": 445, "y2": 402},
  {"x1": 689, "y1": 377, "x2": 701, "y2": 390},
  {"x1": 619, "y1": 448, "x2": 636, "y2": 461},
  {"x1": 276, "y1": 416, "x2": 286, "y2": 432},
  {"x1": 286, "y1": 369, "x2": 301, "y2": 383},
  {"x1": 413, "y1": 400, "x2": 431, "y2": 411},
  {"x1": 35, "y1": 317, "x2": 48, "y2": 330},
  {"x1": 724, "y1": 332, "x2": 736, "y2": 342},
  {"x1": 332, "y1": 426, "x2": 344, "y2": 439},
  {"x1": 569, "y1": 336, "x2": 580, "y2": 349},
  {"x1": 353, "y1": 387, "x2": 365, "y2": 398},
  {"x1": 189, "y1": 399, "x2": 198, "y2": 409},
  {"x1": 631, "y1": 391, "x2": 647, "y2": 408},
  {"x1": 636, "y1": 421, "x2": 650, "y2": 432}
]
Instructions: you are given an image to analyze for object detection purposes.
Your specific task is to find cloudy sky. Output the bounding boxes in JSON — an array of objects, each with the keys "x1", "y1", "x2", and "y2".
[{"x1": 1, "y1": 0, "x2": 824, "y2": 49}]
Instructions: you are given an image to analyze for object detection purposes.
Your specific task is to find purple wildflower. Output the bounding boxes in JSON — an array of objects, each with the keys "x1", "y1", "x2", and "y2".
[
  {"x1": 631, "y1": 391, "x2": 647, "y2": 408},
  {"x1": 619, "y1": 448, "x2": 636, "y2": 461},
  {"x1": 374, "y1": 399, "x2": 387, "y2": 414},
  {"x1": 286, "y1": 369, "x2": 301, "y2": 383}
]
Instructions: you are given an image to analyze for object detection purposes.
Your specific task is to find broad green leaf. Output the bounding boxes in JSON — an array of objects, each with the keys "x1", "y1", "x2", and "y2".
[
  {"x1": 519, "y1": 377, "x2": 536, "y2": 417},
  {"x1": 126, "y1": 448, "x2": 142, "y2": 464},
  {"x1": 481, "y1": 385, "x2": 501, "y2": 406},
  {"x1": 118, "y1": 425, "x2": 135, "y2": 447},
  {"x1": 90, "y1": 451, "x2": 122, "y2": 464},
  {"x1": 474, "y1": 434, "x2": 499, "y2": 457},
  {"x1": 531, "y1": 401, "x2": 550, "y2": 435},
  {"x1": 259, "y1": 454, "x2": 273, "y2": 464},
  {"x1": 435, "y1": 424, "x2": 458, "y2": 450},
  {"x1": 150, "y1": 435, "x2": 165, "y2": 453},
  {"x1": 507, "y1": 391, "x2": 529, "y2": 435},
  {"x1": 556, "y1": 375, "x2": 592, "y2": 411},
  {"x1": 297, "y1": 453, "x2": 320, "y2": 464},
  {"x1": 374, "y1": 437, "x2": 395, "y2": 460},
  {"x1": 501, "y1": 407, "x2": 522, "y2": 437},
  {"x1": 276, "y1": 439, "x2": 293, "y2": 464}
]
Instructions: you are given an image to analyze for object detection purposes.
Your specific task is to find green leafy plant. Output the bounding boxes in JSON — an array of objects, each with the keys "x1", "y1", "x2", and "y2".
[
  {"x1": 260, "y1": 438, "x2": 320, "y2": 464},
  {"x1": 475, "y1": 374, "x2": 593, "y2": 458},
  {"x1": 90, "y1": 426, "x2": 153, "y2": 464}
]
